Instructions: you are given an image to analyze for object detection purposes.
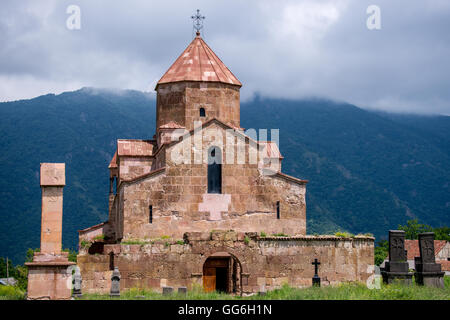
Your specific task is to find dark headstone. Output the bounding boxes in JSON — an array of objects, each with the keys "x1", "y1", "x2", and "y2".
[
  {"x1": 419, "y1": 233, "x2": 435, "y2": 263},
  {"x1": 381, "y1": 230, "x2": 412, "y2": 285},
  {"x1": 178, "y1": 287, "x2": 187, "y2": 294},
  {"x1": 110, "y1": 267, "x2": 121, "y2": 297},
  {"x1": 311, "y1": 258, "x2": 321, "y2": 287},
  {"x1": 414, "y1": 233, "x2": 445, "y2": 288},
  {"x1": 163, "y1": 286, "x2": 173, "y2": 295},
  {"x1": 72, "y1": 268, "x2": 82, "y2": 298}
]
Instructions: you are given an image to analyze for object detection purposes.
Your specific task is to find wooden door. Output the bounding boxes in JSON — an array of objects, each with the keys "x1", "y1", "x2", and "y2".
[{"x1": 203, "y1": 267, "x2": 216, "y2": 292}]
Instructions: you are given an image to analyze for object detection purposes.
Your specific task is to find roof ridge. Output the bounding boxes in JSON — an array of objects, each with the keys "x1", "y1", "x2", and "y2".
[
  {"x1": 156, "y1": 35, "x2": 241, "y2": 88},
  {"x1": 201, "y1": 36, "x2": 241, "y2": 85},
  {"x1": 199, "y1": 37, "x2": 224, "y2": 83}
]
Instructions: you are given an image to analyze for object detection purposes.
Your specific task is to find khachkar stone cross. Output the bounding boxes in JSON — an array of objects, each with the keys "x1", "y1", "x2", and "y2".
[
  {"x1": 72, "y1": 267, "x2": 83, "y2": 298},
  {"x1": 414, "y1": 232, "x2": 445, "y2": 288},
  {"x1": 110, "y1": 267, "x2": 121, "y2": 297},
  {"x1": 25, "y1": 163, "x2": 75, "y2": 300},
  {"x1": 312, "y1": 258, "x2": 321, "y2": 287},
  {"x1": 381, "y1": 230, "x2": 412, "y2": 285}
]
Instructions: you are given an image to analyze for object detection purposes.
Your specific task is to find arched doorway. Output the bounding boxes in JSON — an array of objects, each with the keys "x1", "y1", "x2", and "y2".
[{"x1": 202, "y1": 252, "x2": 242, "y2": 294}]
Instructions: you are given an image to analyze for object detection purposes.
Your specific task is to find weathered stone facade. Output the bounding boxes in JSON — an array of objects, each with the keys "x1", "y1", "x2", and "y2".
[
  {"x1": 77, "y1": 31, "x2": 375, "y2": 294},
  {"x1": 156, "y1": 82, "x2": 241, "y2": 132},
  {"x1": 78, "y1": 231, "x2": 374, "y2": 294}
]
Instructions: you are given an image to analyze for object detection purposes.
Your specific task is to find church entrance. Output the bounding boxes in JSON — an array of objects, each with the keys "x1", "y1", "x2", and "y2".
[{"x1": 202, "y1": 252, "x2": 242, "y2": 294}]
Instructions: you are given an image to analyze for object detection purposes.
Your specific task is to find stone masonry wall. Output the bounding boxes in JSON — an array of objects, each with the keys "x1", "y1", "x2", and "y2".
[
  {"x1": 157, "y1": 82, "x2": 240, "y2": 131},
  {"x1": 118, "y1": 156, "x2": 153, "y2": 182},
  {"x1": 77, "y1": 231, "x2": 374, "y2": 294},
  {"x1": 111, "y1": 122, "x2": 306, "y2": 241}
]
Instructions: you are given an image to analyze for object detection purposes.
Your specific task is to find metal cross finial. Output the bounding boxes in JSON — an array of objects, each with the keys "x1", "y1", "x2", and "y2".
[{"x1": 191, "y1": 9, "x2": 205, "y2": 35}]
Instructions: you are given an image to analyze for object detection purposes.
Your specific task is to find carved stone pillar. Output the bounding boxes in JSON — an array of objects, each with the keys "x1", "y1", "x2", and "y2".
[{"x1": 25, "y1": 163, "x2": 75, "y2": 300}]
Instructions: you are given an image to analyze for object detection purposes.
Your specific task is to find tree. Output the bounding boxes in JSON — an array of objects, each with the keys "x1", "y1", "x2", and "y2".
[
  {"x1": 433, "y1": 226, "x2": 450, "y2": 241},
  {"x1": 374, "y1": 240, "x2": 388, "y2": 266},
  {"x1": 0, "y1": 257, "x2": 14, "y2": 278},
  {"x1": 398, "y1": 219, "x2": 449, "y2": 240},
  {"x1": 25, "y1": 248, "x2": 40, "y2": 263},
  {"x1": 62, "y1": 248, "x2": 78, "y2": 263},
  {"x1": 398, "y1": 219, "x2": 432, "y2": 239}
]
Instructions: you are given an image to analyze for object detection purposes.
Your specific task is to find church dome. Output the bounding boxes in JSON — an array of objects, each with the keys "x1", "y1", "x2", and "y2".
[{"x1": 156, "y1": 32, "x2": 242, "y2": 89}]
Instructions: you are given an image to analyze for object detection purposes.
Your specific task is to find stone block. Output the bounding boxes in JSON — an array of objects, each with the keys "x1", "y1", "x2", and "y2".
[
  {"x1": 40, "y1": 163, "x2": 65, "y2": 186},
  {"x1": 163, "y1": 286, "x2": 173, "y2": 295}
]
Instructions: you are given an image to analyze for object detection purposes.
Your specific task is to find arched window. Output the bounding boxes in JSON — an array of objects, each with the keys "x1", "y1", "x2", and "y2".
[
  {"x1": 208, "y1": 146, "x2": 222, "y2": 194},
  {"x1": 200, "y1": 107, "x2": 206, "y2": 117},
  {"x1": 109, "y1": 252, "x2": 115, "y2": 270}
]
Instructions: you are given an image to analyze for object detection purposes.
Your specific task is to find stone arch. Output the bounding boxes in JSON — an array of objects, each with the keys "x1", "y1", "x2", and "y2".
[
  {"x1": 193, "y1": 246, "x2": 249, "y2": 296},
  {"x1": 196, "y1": 246, "x2": 248, "y2": 274}
]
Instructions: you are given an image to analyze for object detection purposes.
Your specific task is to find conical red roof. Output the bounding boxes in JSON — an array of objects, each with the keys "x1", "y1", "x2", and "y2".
[{"x1": 156, "y1": 32, "x2": 242, "y2": 88}]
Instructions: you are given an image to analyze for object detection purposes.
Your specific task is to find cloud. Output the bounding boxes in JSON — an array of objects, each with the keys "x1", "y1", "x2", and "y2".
[{"x1": 0, "y1": 0, "x2": 449, "y2": 115}]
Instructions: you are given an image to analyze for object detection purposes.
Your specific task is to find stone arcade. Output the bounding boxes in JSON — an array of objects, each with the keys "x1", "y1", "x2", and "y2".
[{"x1": 76, "y1": 30, "x2": 374, "y2": 295}]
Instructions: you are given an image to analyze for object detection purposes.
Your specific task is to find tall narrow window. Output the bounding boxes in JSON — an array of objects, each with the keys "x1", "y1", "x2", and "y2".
[
  {"x1": 276, "y1": 201, "x2": 280, "y2": 219},
  {"x1": 109, "y1": 252, "x2": 114, "y2": 270},
  {"x1": 207, "y1": 146, "x2": 222, "y2": 194},
  {"x1": 149, "y1": 205, "x2": 153, "y2": 223},
  {"x1": 200, "y1": 107, "x2": 206, "y2": 117}
]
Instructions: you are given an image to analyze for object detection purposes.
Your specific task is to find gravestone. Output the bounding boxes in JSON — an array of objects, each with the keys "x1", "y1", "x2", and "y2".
[
  {"x1": 110, "y1": 267, "x2": 121, "y2": 297},
  {"x1": 25, "y1": 163, "x2": 75, "y2": 300},
  {"x1": 72, "y1": 267, "x2": 82, "y2": 297},
  {"x1": 163, "y1": 286, "x2": 174, "y2": 295},
  {"x1": 414, "y1": 233, "x2": 445, "y2": 288},
  {"x1": 178, "y1": 286, "x2": 187, "y2": 294},
  {"x1": 312, "y1": 258, "x2": 321, "y2": 287},
  {"x1": 381, "y1": 230, "x2": 412, "y2": 285}
]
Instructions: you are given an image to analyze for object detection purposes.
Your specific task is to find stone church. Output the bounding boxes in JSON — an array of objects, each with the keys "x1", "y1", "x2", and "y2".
[{"x1": 77, "y1": 31, "x2": 374, "y2": 294}]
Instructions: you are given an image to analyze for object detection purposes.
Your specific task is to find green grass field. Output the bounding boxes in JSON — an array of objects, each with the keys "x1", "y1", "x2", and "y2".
[
  {"x1": 78, "y1": 277, "x2": 450, "y2": 300},
  {"x1": 1, "y1": 277, "x2": 449, "y2": 300}
]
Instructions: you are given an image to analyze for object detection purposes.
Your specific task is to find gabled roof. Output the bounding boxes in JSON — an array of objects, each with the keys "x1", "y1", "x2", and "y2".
[
  {"x1": 164, "y1": 117, "x2": 307, "y2": 185},
  {"x1": 0, "y1": 278, "x2": 17, "y2": 286},
  {"x1": 404, "y1": 240, "x2": 448, "y2": 260},
  {"x1": 108, "y1": 151, "x2": 118, "y2": 169},
  {"x1": 259, "y1": 141, "x2": 284, "y2": 159},
  {"x1": 156, "y1": 32, "x2": 242, "y2": 88},
  {"x1": 117, "y1": 139, "x2": 155, "y2": 157}
]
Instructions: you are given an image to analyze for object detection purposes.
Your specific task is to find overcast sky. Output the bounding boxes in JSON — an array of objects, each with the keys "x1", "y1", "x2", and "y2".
[{"x1": 1, "y1": 0, "x2": 449, "y2": 115}]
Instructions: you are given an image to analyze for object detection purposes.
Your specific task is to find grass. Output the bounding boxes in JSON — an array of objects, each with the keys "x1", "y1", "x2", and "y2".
[
  {"x1": 77, "y1": 277, "x2": 450, "y2": 300},
  {"x1": 0, "y1": 286, "x2": 26, "y2": 300},
  {"x1": 334, "y1": 231, "x2": 354, "y2": 238},
  {"x1": 271, "y1": 233, "x2": 289, "y2": 237},
  {"x1": 2, "y1": 277, "x2": 448, "y2": 300}
]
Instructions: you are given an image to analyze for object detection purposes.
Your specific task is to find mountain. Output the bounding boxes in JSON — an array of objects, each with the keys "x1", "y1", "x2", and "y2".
[{"x1": 0, "y1": 88, "x2": 449, "y2": 264}]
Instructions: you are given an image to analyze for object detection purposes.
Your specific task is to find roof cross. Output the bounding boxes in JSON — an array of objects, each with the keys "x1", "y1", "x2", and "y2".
[{"x1": 191, "y1": 9, "x2": 205, "y2": 35}]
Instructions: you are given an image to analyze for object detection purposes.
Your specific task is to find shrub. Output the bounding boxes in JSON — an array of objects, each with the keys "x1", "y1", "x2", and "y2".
[
  {"x1": 0, "y1": 285, "x2": 26, "y2": 300},
  {"x1": 80, "y1": 240, "x2": 92, "y2": 249},
  {"x1": 335, "y1": 231, "x2": 354, "y2": 238}
]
